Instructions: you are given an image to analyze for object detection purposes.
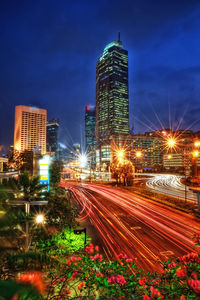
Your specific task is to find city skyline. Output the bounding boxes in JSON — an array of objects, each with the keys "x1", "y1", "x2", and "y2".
[{"x1": 1, "y1": 0, "x2": 200, "y2": 150}]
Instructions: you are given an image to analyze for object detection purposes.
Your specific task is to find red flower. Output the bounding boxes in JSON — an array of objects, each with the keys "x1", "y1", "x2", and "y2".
[
  {"x1": 193, "y1": 232, "x2": 200, "y2": 244},
  {"x1": 17, "y1": 272, "x2": 45, "y2": 293},
  {"x1": 116, "y1": 274, "x2": 127, "y2": 286},
  {"x1": 176, "y1": 268, "x2": 187, "y2": 278},
  {"x1": 71, "y1": 272, "x2": 78, "y2": 279},
  {"x1": 180, "y1": 295, "x2": 186, "y2": 300},
  {"x1": 12, "y1": 295, "x2": 18, "y2": 300},
  {"x1": 188, "y1": 279, "x2": 200, "y2": 294},
  {"x1": 95, "y1": 272, "x2": 104, "y2": 278},
  {"x1": 150, "y1": 286, "x2": 163, "y2": 299},
  {"x1": 78, "y1": 282, "x2": 85, "y2": 290},
  {"x1": 85, "y1": 244, "x2": 94, "y2": 254},
  {"x1": 95, "y1": 245, "x2": 99, "y2": 251},
  {"x1": 66, "y1": 259, "x2": 71, "y2": 266},
  {"x1": 181, "y1": 252, "x2": 198, "y2": 264},
  {"x1": 139, "y1": 278, "x2": 147, "y2": 287},
  {"x1": 143, "y1": 295, "x2": 150, "y2": 300},
  {"x1": 107, "y1": 275, "x2": 116, "y2": 284},
  {"x1": 65, "y1": 289, "x2": 71, "y2": 295},
  {"x1": 60, "y1": 277, "x2": 65, "y2": 282}
]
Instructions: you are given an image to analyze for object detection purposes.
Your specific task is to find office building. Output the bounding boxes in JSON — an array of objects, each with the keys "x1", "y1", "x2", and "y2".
[
  {"x1": 85, "y1": 106, "x2": 96, "y2": 151},
  {"x1": 46, "y1": 118, "x2": 59, "y2": 156},
  {"x1": 14, "y1": 105, "x2": 47, "y2": 155},
  {"x1": 96, "y1": 34, "x2": 129, "y2": 167}
]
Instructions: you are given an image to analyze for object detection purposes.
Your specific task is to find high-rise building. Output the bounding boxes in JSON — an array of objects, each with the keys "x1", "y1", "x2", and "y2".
[
  {"x1": 14, "y1": 105, "x2": 47, "y2": 155},
  {"x1": 85, "y1": 106, "x2": 96, "y2": 151},
  {"x1": 96, "y1": 34, "x2": 129, "y2": 167},
  {"x1": 46, "y1": 118, "x2": 59, "y2": 156},
  {"x1": 96, "y1": 34, "x2": 129, "y2": 145},
  {"x1": 85, "y1": 105, "x2": 96, "y2": 170}
]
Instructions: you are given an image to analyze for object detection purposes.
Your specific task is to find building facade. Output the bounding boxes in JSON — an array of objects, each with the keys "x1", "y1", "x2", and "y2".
[
  {"x1": 46, "y1": 118, "x2": 59, "y2": 157},
  {"x1": 85, "y1": 106, "x2": 96, "y2": 151},
  {"x1": 96, "y1": 35, "x2": 129, "y2": 167},
  {"x1": 14, "y1": 105, "x2": 47, "y2": 155}
]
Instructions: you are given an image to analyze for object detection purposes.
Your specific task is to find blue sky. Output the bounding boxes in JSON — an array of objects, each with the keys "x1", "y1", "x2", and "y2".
[{"x1": 0, "y1": 0, "x2": 200, "y2": 149}]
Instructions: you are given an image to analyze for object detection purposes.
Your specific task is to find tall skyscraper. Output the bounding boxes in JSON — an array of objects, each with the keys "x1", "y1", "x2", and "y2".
[
  {"x1": 46, "y1": 118, "x2": 59, "y2": 156},
  {"x1": 85, "y1": 105, "x2": 96, "y2": 151},
  {"x1": 96, "y1": 34, "x2": 129, "y2": 148},
  {"x1": 14, "y1": 105, "x2": 47, "y2": 155}
]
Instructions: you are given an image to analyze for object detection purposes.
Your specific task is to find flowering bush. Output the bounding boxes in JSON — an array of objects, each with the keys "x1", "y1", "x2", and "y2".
[{"x1": 1, "y1": 232, "x2": 200, "y2": 299}]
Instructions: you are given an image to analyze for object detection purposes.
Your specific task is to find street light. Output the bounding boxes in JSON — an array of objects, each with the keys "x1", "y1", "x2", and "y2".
[
  {"x1": 192, "y1": 150, "x2": 199, "y2": 158},
  {"x1": 135, "y1": 151, "x2": 142, "y2": 158},
  {"x1": 79, "y1": 153, "x2": 88, "y2": 168},
  {"x1": 35, "y1": 214, "x2": 45, "y2": 225},
  {"x1": 194, "y1": 140, "x2": 200, "y2": 148},
  {"x1": 167, "y1": 137, "x2": 177, "y2": 149}
]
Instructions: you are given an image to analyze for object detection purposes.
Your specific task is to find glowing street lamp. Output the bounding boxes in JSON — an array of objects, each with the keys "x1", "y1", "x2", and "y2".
[
  {"x1": 192, "y1": 150, "x2": 199, "y2": 158},
  {"x1": 117, "y1": 149, "x2": 125, "y2": 160},
  {"x1": 79, "y1": 154, "x2": 88, "y2": 168},
  {"x1": 135, "y1": 151, "x2": 142, "y2": 158},
  {"x1": 194, "y1": 140, "x2": 200, "y2": 148},
  {"x1": 167, "y1": 138, "x2": 176, "y2": 149},
  {"x1": 35, "y1": 214, "x2": 45, "y2": 225}
]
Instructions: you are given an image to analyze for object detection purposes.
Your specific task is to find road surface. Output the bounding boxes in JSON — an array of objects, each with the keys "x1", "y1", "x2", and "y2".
[{"x1": 63, "y1": 182, "x2": 200, "y2": 272}]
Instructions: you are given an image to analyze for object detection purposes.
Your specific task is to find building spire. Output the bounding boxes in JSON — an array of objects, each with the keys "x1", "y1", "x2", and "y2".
[{"x1": 118, "y1": 32, "x2": 121, "y2": 41}]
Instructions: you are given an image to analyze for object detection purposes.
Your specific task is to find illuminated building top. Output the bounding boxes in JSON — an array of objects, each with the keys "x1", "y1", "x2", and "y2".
[{"x1": 14, "y1": 105, "x2": 47, "y2": 154}]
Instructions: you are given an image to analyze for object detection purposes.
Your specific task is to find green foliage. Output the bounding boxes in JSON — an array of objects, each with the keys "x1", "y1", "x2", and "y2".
[
  {"x1": 45, "y1": 190, "x2": 78, "y2": 230},
  {"x1": 49, "y1": 161, "x2": 63, "y2": 188},
  {"x1": 7, "y1": 251, "x2": 50, "y2": 271},
  {"x1": 8, "y1": 173, "x2": 44, "y2": 202},
  {"x1": 36, "y1": 227, "x2": 91, "y2": 257},
  {"x1": 0, "y1": 280, "x2": 43, "y2": 300}
]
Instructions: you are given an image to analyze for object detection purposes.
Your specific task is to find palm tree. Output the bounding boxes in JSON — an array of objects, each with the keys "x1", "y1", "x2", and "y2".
[{"x1": 9, "y1": 173, "x2": 44, "y2": 202}]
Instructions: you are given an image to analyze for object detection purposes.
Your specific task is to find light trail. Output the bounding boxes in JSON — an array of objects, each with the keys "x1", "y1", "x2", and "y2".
[
  {"x1": 146, "y1": 174, "x2": 197, "y2": 202},
  {"x1": 64, "y1": 182, "x2": 200, "y2": 272}
]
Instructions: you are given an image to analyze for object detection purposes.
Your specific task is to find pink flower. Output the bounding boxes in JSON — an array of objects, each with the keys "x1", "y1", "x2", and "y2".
[
  {"x1": 78, "y1": 282, "x2": 85, "y2": 290},
  {"x1": 76, "y1": 256, "x2": 81, "y2": 261},
  {"x1": 70, "y1": 256, "x2": 76, "y2": 262},
  {"x1": 116, "y1": 274, "x2": 127, "y2": 286},
  {"x1": 107, "y1": 275, "x2": 116, "y2": 284},
  {"x1": 126, "y1": 258, "x2": 134, "y2": 262},
  {"x1": 143, "y1": 295, "x2": 150, "y2": 300},
  {"x1": 71, "y1": 272, "x2": 78, "y2": 279},
  {"x1": 168, "y1": 262, "x2": 175, "y2": 269},
  {"x1": 118, "y1": 253, "x2": 127, "y2": 259},
  {"x1": 176, "y1": 268, "x2": 187, "y2": 278}
]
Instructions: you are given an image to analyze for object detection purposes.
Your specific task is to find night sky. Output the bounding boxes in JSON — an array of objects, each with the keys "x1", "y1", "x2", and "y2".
[{"x1": 0, "y1": 0, "x2": 200, "y2": 151}]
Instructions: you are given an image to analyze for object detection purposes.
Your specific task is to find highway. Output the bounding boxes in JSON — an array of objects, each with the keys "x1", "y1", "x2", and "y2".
[
  {"x1": 146, "y1": 174, "x2": 197, "y2": 202},
  {"x1": 63, "y1": 182, "x2": 200, "y2": 272}
]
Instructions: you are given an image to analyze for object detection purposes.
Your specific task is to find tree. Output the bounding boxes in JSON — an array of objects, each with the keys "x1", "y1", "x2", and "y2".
[
  {"x1": 45, "y1": 189, "x2": 78, "y2": 231},
  {"x1": 110, "y1": 160, "x2": 135, "y2": 186},
  {"x1": 49, "y1": 161, "x2": 63, "y2": 188},
  {"x1": 8, "y1": 173, "x2": 44, "y2": 202}
]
